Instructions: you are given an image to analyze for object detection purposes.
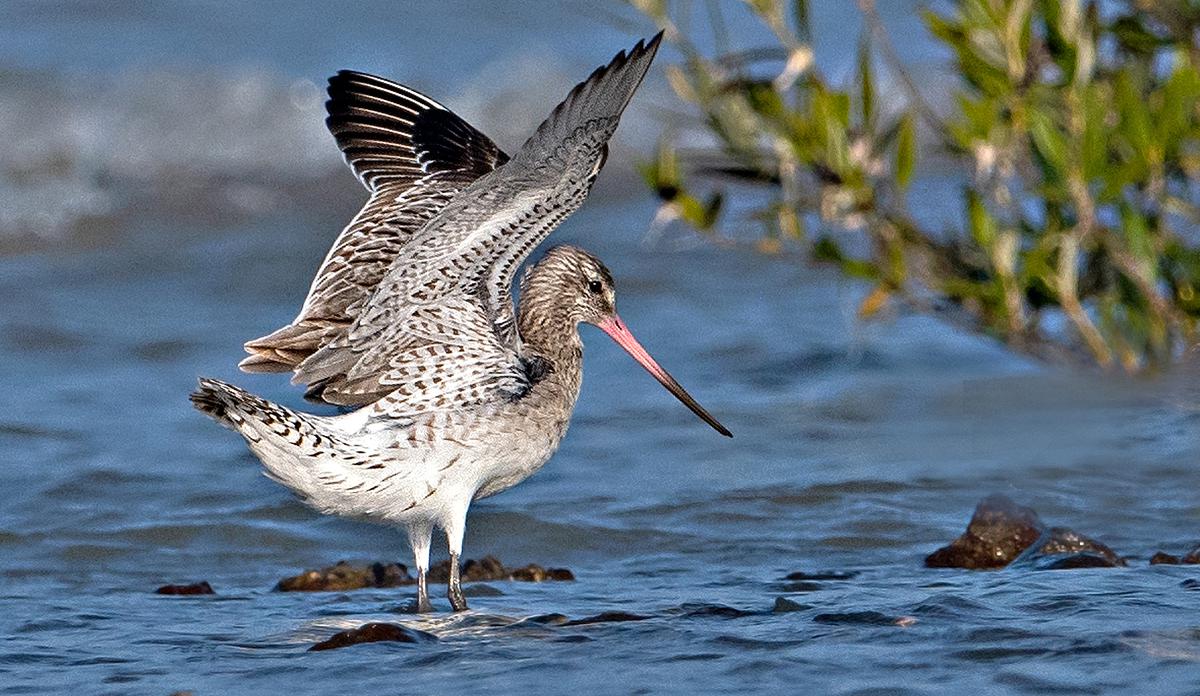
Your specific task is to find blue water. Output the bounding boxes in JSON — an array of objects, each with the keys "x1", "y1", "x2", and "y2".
[{"x1": 2, "y1": 2, "x2": 1199, "y2": 694}]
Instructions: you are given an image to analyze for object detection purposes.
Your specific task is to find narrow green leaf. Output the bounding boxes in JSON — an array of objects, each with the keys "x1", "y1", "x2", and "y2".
[
  {"x1": 857, "y1": 34, "x2": 874, "y2": 129},
  {"x1": 1028, "y1": 110, "x2": 1068, "y2": 180},
  {"x1": 895, "y1": 112, "x2": 917, "y2": 189}
]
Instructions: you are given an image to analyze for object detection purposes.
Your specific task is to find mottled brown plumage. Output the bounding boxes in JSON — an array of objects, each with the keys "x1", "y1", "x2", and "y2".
[{"x1": 194, "y1": 33, "x2": 728, "y2": 614}]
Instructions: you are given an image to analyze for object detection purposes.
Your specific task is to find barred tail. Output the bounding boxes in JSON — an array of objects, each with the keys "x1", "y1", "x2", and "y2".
[{"x1": 190, "y1": 377, "x2": 276, "y2": 430}]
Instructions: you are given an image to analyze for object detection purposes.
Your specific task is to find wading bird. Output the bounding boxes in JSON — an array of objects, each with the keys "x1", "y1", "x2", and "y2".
[{"x1": 192, "y1": 33, "x2": 730, "y2": 612}]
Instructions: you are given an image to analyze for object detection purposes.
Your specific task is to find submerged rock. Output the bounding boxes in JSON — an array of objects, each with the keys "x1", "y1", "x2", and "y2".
[
  {"x1": 1021, "y1": 527, "x2": 1126, "y2": 570},
  {"x1": 673, "y1": 603, "x2": 757, "y2": 618},
  {"x1": 772, "y1": 597, "x2": 812, "y2": 613},
  {"x1": 276, "y1": 561, "x2": 413, "y2": 592},
  {"x1": 426, "y1": 555, "x2": 503, "y2": 583},
  {"x1": 1150, "y1": 545, "x2": 1200, "y2": 565},
  {"x1": 783, "y1": 571, "x2": 858, "y2": 581},
  {"x1": 510, "y1": 564, "x2": 575, "y2": 582},
  {"x1": 308, "y1": 622, "x2": 436, "y2": 651},
  {"x1": 925, "y1": 495, "x2": 1044, "y2": 569},
  {"x1": 426, "y1": 555, "x2": 574, "y2": 584},
  {"x1": 561, "y1": 611, "x2": 651, "y2": 626},
  {"x1": 813, "y1": 611, "x2": 911, "y2": 626},
  {"x1": 277, "y1": 556, "x2": 573, "y2": 592},
  {"x1": 155, "y1": 581, "x2": 214, "y2": 595}
]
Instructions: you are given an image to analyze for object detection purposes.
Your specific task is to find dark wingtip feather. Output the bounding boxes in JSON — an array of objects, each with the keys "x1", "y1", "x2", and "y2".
[{"x1": 323, "y1": 70, "x2": 508, "y2": 192}]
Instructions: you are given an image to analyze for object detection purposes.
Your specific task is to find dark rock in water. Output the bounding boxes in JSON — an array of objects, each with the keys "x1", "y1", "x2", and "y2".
[
  {"x1": 772, "y1": 597, "x2": 812, "y2": 613},
  {"x1": 276, "y1": 561, "x2": 413, "y2": 592},
  {"x1": 1150, "y1": 551, "x2": 1181, "y2": 565},
  {"x1": 783, "y1": 571, "x2": 858, "y2": 581},
  {"x1": 308, "y1": 622, "x2": 435, "y2": 651},
  {"x1": 522, "y1": 613, "x2": 570, "y2": 626},
  {"x1": 813, "y1": 611, "x2": 904, "y2": 626},
  {"x1": 674, "y1": 603, "x2": 756, "y2": 618},
  {"x1": 1181, "y1": 578, "x2": 1200, "y2": 590},
  {"x1": 427, "y1": 555, "x2": 574, "y2": 584},
  {"x1": 780, "y1": 581, "x2": 824, "y2": 593},
  {"x1": 155, "y1": 581, "x2": 214, "y2": 595},
  {"x1": 464, "y1": 556, "x2": 502, "y2": 581},
  {"x1": 925, "y1": 494, "x2": 1044, "y2": 569},
  {"x1": 510, "y1": 563, "x2": 575, "y2": 582},
  {"x1": 1036, "y1": 553, "x2": 1121, "y2": 570},
  {"x1": 463, "y1": 583, "x2": 504, "y2": 597},
  {"x1": 1184, "y1": 544, "x2": 1200, "y2": 564},
  {"x1": 1020, "y1": 527, "x2": 1126, "y2": 570},
  {"x1": 562, "y1": 611, "x2": 651, "y2": 626},
  {"x1": 279, "y1": 556, "x2": 573, "y2": 591}
]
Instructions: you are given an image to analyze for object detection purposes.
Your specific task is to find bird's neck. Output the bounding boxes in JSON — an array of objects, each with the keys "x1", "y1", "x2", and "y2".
[{"x1": 517, "y1": 299, "x2": 584, "y2": 371}]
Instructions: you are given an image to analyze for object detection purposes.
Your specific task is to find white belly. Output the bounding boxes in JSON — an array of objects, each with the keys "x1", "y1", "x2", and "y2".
[{"x1": 251, "y1": 403, "x2": 571, "y2": 530}]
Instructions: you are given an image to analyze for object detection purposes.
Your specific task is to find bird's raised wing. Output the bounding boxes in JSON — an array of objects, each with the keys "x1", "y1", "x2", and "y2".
[
  {"x1": 239, "y1": 71, "x2": 508, "y2": 375},
  {"x1": 292, "y1": 34, "x2": 662, "y2": 410}
]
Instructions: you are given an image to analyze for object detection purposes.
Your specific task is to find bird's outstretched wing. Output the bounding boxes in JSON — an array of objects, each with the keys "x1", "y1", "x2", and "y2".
[
  {"x1": 239, "y1": 71, "x2": 508, "y2": 375},
  {"x1": 293, "y1": 33, "x2": 662, "y2": 411}
]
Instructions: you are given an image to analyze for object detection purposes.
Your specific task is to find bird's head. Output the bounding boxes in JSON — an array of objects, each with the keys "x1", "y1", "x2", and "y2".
[{"x1": 520, "y1": 245, "x2": 731, "y2": 437}]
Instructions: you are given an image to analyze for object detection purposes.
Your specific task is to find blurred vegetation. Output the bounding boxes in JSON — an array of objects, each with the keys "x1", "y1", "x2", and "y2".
[{"x1": 632, "y1": 0, "x2": 1200, "y2": 371}]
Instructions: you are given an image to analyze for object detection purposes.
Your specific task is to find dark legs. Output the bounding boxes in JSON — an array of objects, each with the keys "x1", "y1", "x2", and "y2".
[
  {"x1": 446, "y1": 504, "x2": 469, "y2": 611},
  {"x1": 409, "y1": 512, "x2": 470, "y2": 612},
  {"x1": 416, "y1": 566, "x2": 434, "y2": 613},
  {"x1": 409, "y1": 522, "x2": 434, "y2": 613},
  {"x1": 448, "y1": 551, "x2": 468, "y2": 611}
]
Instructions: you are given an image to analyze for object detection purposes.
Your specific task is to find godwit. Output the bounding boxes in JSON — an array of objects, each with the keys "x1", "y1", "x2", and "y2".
[{"x1": 191, "y1": 33, "x2": 730, "y2": 612}]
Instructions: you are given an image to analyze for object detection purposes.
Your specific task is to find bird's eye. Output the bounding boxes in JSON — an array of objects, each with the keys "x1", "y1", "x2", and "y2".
[{"x1": 587, "y1": 279, "x2": 603, "y2": 294}]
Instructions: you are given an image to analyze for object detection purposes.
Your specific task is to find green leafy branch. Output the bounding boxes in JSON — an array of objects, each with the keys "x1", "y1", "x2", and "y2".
[{"x1": 632, "y1": 0, "x2": 1200, "y2": 371}]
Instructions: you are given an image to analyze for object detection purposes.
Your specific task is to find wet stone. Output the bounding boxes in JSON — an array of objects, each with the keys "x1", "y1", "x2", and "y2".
[
  {"x1": 813, "y1": 611, "x2": 900, "y2": 626},
  {"x1": 675, "y1": 603, "x2": 756, "y2": 618},
  {"x1": 779, "y1": 581, "x2": 824, "y2": 593},
  {"x1": 308, "y1": 622, "x2": 436, "y2": 651},
  {"x1": 1184, "y1": 544, "x2": 1200, "y2": 564},
  {"x1": 278, "y1": 556, "x2": 573, "y2": 592},
  {"x1": 783, "y1": 570, "x2": 858, "y2": 581},
  {"x1": 523, "y1": 613, "x2": 570, "y2": 626},
  {"x1": 427, "y1": 556, "x2": 574, "y2": 584},
  {"x1": 1022, "y1": 527, "x2": 1126, "y2": 569},
  {"x1": 1036, "y1": 553, "x2": 1121, "y2": 570},
  {"x1": 772, "y1": 597, "x2": 812, "y2": 613},
  {"x1": 276, "y1": 561, "x2": 413, "y2": 592},
  {"x1": 1150, "y1": 551, "x2": 1181, "y2": 565},
  {"x1": 462, "y1": 584, "x2": 504, "y2": 597},
  {"x1": 155, "y1": 581, "x2": 214, "y2": 595},
  {"x1": 562, "y1": 611, "x2": 652, "y2": 626},
  {"x1": 925, "y1": 494, "x2": 1045, "y2": 569}
]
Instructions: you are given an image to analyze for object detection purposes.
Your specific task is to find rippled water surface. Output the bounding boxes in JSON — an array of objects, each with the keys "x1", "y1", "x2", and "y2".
[
  {"x1": 4, "y1": 198, "x2": 1200, "y2": 694},
  {"x1": 2, "y1": 2, "x2": 1200, "y2": 694}
]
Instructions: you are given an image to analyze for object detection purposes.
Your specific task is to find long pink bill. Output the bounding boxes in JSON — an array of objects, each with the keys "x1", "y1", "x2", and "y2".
[{"x1": 597, "y1": 316, "x2": 732, "y2": 438}]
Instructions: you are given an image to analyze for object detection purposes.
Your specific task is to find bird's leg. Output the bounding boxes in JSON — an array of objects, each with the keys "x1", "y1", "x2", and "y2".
[
  {"x1": 408, "y1": 522, "x2": 434, "y2": 613},
  {"x1": 416, "y1": 568, "x2": 433, "y2": 613},
  {"x1": 445, "y1": 507, "x2": 469, "y2": 611},
  {"x1": 448, "y1": 552, "x2": 468, "y2": 611}
]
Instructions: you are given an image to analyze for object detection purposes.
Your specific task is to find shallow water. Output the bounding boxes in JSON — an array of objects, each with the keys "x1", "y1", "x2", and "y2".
[
  {"x1": 3, "y1": 195, "x2": 1200, "y2": 694},
  {"x1": 3, "y1": 2, "x2": 1200, "y2": 694}
]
